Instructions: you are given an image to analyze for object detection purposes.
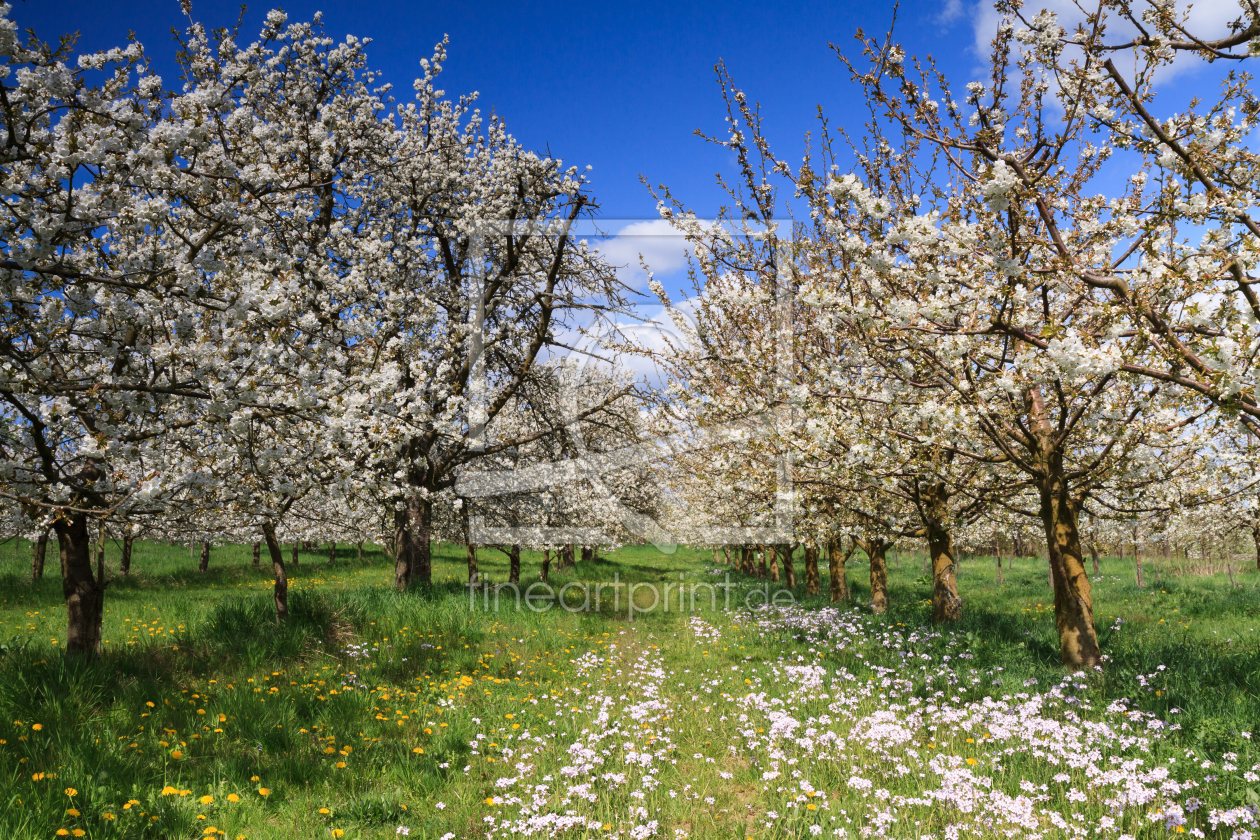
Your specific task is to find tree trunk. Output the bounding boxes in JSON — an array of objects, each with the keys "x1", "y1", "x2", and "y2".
[
  {"x1": 393, "y1": 506, "x2": 413, "y2": 590},
  {"x1": 120, "y1": 535, "x2": 133, "y2": 575},
  {"x1": 328, "y1": 541, "x2": 336, "y2": 564},
  {"x1": 828, "y1": 537, "x2": 851, "y2": 603},
  {"x1": 1252, "y1": 524, "x2": 1259, "y2": 572},
  {"x1": 261, "y1": 521, "x2": 289, "y2": 621},
  {"x1": 509, "y1": 544, "x2": 521, "y2": 585},
  {"x1": 410, "y1": 495, "x2": 432, "y2": 586},
  {"x1": 1039, "y1": 462, "x2": 1102, "y2": 668},
  {"x1": 198, "y1": 541, "x2": 210, "y2": 573},
  {"x1": 867, "y1": 539, "x2": 889, "y2": 614},
  {"x1": 53, "y1": 513, "x2": 105, "y2": 657},
  {"x1": 356, "y1": 540, "x2": 364, "y2": 563},
  {"x1": 32, "y1": 530, "x2": 48, "y2": 582},
  {"x1": 1133, "y1": 529, "x2": 1144, "y2": 588},
  {"x1": 541, "y1": 549, "x2": 551, "y2": 583},
  {"x1": 466, "y1": 542, "x2": 478, "y2": 583},
  {"x1": 757, "y1": 546, "x2": 768, "y2": 579},
  {"x1": 1089, "y1": 543, "x2": 1099, "y2": 575},
  {"x1": 803, "y1": 543, "x2": 820, "y2": 595},
  {"x1": 780, "y1": 544, "x2": 796, "y2": 589},
  {"x1": 291, "y1": 542, "x2": 300, "y2": 566},
  {"x1": 923, "y1": 483, "x2": 962, "y2": 623},
  {"x1": 739, "y1": 546, "x2": 754, "y2": 576},
  {"x1": 768, "y1": 544, "x2": 780, "y2": 582},
  {"x1": 252, "y1": 541, "x2": 261, "y2": 567}
]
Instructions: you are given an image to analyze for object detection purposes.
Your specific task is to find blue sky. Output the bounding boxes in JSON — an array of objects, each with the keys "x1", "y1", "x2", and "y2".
[
  {"x1": 16, "y1": 0, "x2": 984, "y2": 222},
  {"x1": 14, "y1": 0, "x2": 1238, "y2": 375}
]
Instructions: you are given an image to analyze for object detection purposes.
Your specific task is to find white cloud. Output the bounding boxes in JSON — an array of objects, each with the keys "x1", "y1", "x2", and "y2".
[
  {"x1": 592, "y1": 220, "x2": 693, "y2": 291},
  {"x1": 939, "y1": 0, "x2": 966, "y2": 25}
]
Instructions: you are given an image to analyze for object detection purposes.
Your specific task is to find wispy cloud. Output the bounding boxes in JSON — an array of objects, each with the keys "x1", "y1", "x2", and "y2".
[
  {"x1": 592, "y1": 219, "x2": 693, "y2": 291},
  {"x1": 938, "y1": 0, "x2": 966, "y2": 25}
]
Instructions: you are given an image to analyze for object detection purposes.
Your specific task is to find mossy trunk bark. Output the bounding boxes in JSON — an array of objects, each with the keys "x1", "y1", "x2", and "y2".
[
  {"x1": 1040, "y1": 463, "x2": 1102, "y2": 668},
  {"x1": 393, "y1": 507, "x2": 412, "y2": 590},
  {"x1": 31, "y1": 530, "x2": 48, "y2": 582},
  {"x1": 261, "y1": 521, "x2": 289, "y2": 621},
  {"x1": 828, "y1": 537, "x2": 852, "y2": 603},
  {"x1": 922, "y1": 482, "x2": 962, "y2": 623},
  {"x1": 804, "y1": 543, "x2": 820, "y2": 596},
  {"x1": 54, "y1": 513, "x2": 105, "y2": 657},
  {"x1": 411, "y1": 496, "x2": 432, "y2": 586},
  {"x1": 1252, "y1": 523, "x2": 1259, "y2": 572},
  {"x1": 509, "y1": 544, "x2": 521, "y2": 585},
  {"x1": 779, "y1": 544, "x2": 796, "y2": 589},
  {"x1": 867, "y1": 541, "x2": 888, "y2": 614}
]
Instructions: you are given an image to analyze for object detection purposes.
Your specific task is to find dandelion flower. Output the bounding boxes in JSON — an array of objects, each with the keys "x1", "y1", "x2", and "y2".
[
  {"x1": 171, "y1": 750, "x2": 183, "y2": 759},
  {"x1": 257, "y1": 788, "x2": 270, "y2": 797},
  {"x1": 200, "y1": 795, "x2": 213, "y2": 805},
  {"x1": 319, "y1": 808, "x2": 330, "y2": 815},
  {"x1": 31, "y1": 723, "x2": 42, "y2": 731},
  {"x1": 64, "y1": 788, "x2": 78, "y2": 797},
  {"x1": 412, "y1": 747, "x2": 424, "y2": 754},
  {"x1": 227, "y1": 794, "x2": 240, "y2": 803}
]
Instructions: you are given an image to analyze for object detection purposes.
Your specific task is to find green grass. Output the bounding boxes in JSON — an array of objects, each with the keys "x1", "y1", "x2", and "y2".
[{"x1": 0, "y1": 541, "x2": 1256, "y2": 839}]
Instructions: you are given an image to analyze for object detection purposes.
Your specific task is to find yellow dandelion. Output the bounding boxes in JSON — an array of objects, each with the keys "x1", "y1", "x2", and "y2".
[
  {"x1": 171, "y1": 750, "x2": 183, "y2": 759},
  {"x1": 66, "y1": 808, "x2": 81, "y2": 817},
  {"x1": 319, "y1": 808, "x2": 330, "y2": 815},
  {"x1": 64, "y1": 788, "x2": 78, "y2": 797},
  {"x1": 257, "y1": 788, "x2": 270, "y2": 797},
  {"x1": 226, "y1": 794, "x2": 240, "y2": 803},
  {"x1": 200, "y1": 795, "x2": 213, "y2": 805},
  {"x1": 31, "y1": 723, "x2": 42, "y2": 731},
  {"x1": 412, "y1": 747, "x2": 424, "y2": 754},
  {"x1": 102, "y1": 813, "x2": 116, "y2": 820}
]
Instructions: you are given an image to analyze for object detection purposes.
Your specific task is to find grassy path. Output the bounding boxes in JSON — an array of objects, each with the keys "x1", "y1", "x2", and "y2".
[{"x1": 0, "y1": 542, "x2": 1257, "y2": 838}]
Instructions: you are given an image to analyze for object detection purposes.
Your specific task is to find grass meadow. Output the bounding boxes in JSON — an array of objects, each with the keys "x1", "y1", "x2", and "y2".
[{"x1": 0, "y1": 540, "x2": 1257, "y2": 840}]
